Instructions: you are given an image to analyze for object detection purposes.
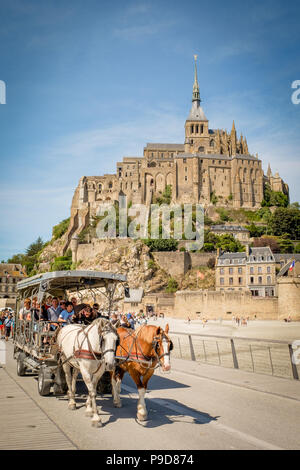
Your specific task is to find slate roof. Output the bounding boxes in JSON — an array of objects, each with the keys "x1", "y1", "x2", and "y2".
[
  {"x1": 145, "y1": 143, "x2": 185, "y2": 150},
  {"x1": 212, "y1": 225, "x2": 249, "y2": 232}
]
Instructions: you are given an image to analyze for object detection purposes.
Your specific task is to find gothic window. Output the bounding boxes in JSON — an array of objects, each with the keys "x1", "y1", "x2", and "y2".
[
  {"x1": 210, "y1": 140, "x2": 214, "y2": 147},
  {"x1": 196, "y1": 125, "x2": 199, "y2": 133},
  {"x1": 199, "y1": 146, "x2": 205, "y2": 153},
  {"x1": 191, "y1": 125, "x2": 194, "y2": 134},
  {"x1": 200, "y1": 125, "x2": 204, "y2": 134},
  {"x1": 185, "y1": 176, "x2": 188, "y2": 181},
  {"x1": 99, "y1": 184, "x2": 102, "y2": 192},
  {"x1": 109, "y1": 182, "x2": 113, "y2": 189}
]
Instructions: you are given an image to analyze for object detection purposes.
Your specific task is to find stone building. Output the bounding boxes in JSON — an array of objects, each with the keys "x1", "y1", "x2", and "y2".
[
  {"x1": 63, "y1": 57, "x2": 288, "y2": 253},
  {"x1": 0, "y1": 264, "x2": 27, "y2": 301},
  {"x1": 215, "y1": 246, "x2": 276, "y2": 297},
  {"x1": 211, "y1": 225, "x2": 250, "y2": 245},
  {"x1": 266, "y1": 164, "x2": 289, "y2": 195}
]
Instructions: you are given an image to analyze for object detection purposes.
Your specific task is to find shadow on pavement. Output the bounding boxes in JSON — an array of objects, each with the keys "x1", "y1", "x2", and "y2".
[
  {"x1": 53, "y1": 377, "x2": 218, "y2": 429},
  {"x1": 99, "y1": 396, "x2": 219, "y2": 429}
]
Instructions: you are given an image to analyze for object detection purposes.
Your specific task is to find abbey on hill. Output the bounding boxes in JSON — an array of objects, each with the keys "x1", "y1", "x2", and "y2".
[{"x1": 64, "y1": 57, "x2": 289, "y2": 252}]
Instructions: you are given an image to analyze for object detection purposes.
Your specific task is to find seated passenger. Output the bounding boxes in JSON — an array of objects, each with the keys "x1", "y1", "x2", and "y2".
[
  {"x1": 47, "y1": 297, "x2": 63, "y2": 330},
  {"x1": 19, "y1": 299, "x2": 31, "y2": 321},
  {"x1": 58, "y1": 301, "x2": 75, "y2": 326}
]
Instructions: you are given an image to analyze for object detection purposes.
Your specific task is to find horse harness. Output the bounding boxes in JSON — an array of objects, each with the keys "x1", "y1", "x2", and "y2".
[
  {"x1": 59, "y1": 321, "x2": 118, "y2": 373},
  {"x1": 116, "y1": 326, "x2": 173, "y2": 371}
]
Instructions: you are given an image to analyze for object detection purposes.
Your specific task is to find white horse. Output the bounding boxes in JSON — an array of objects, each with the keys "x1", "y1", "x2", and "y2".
[{"x1": 56, "y1": 318, "x2": 119, "y2": 427}]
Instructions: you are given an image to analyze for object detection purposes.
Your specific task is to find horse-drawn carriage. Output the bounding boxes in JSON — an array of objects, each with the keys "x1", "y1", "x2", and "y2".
[
  {"x1": 14, "y1": 270, "x2": 126, "y2": 397},
  {"x1": 14, "y1": 270, "x2": 173, "y2": 426}
]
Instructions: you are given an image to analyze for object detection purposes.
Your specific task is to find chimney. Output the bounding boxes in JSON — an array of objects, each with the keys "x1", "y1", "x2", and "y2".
[{"x1": 246, "y1": 244, "x2": 250, "y2": 257}]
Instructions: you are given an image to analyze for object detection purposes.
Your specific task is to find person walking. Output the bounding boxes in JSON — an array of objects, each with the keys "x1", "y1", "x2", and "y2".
[{"x1": 4, "y1": 314, "x2": 13, "y2": 341}]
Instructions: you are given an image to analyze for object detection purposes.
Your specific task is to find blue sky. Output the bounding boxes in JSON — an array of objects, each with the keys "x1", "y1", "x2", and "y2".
[{"x1": 0, "y1": 0, "x2": 299, "y2": 261}]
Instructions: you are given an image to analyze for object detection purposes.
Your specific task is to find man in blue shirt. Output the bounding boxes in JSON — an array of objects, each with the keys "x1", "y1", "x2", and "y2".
[
  {"x1": 4, "y1": 314, "x2": 13, "y2": 341},
  {"x1": 47, "y1": 297, "x2": 63, "y2": 330},
  {"x1": 58, "y1": 301, "x2": 75, "y2": 326}
]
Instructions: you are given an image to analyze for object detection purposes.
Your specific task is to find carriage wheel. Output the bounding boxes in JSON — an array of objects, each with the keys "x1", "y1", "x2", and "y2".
[
  {"x1": 38, "y1": 366, "x2": 52, "y2": 396},
  {"x1": 17, "y1": 353, "x2": 27, "y2": 376}
]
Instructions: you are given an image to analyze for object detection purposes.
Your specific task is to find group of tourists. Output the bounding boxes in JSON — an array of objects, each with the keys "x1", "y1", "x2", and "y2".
[
  {"x1": 18, "y1": 296, "x2": 110, "y2": 330},
  {"x1": 16, "y1": 296, "x2": 151, "y2": 332},
  {"x1": 0, "y1": 309, "x2": 15, "y2": 341},
  {"x1": 1, "y1": 298, "x2": 153, "y2": 341}
]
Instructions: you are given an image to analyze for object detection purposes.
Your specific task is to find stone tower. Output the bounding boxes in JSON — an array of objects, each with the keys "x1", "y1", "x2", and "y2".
[{"x1": 184, "y1": 56, "x2": 210, "y2": 154}]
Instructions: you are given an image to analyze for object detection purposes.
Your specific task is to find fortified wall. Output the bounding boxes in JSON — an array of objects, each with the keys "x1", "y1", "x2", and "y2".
[
  {"x1": 152, "y1": 251, "x2": 216, "y2": 277},
  {"x1": 174, "y1": 290, "x2": 278, "y2": 320}
]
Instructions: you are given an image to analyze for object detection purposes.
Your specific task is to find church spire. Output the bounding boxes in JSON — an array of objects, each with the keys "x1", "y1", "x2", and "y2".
[{"x1": 192, "y1": 55, "x2": 200, "y2": 103}]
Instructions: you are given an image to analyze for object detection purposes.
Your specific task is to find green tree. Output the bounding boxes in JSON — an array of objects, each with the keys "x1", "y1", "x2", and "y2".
[
  {"x1": 52, "y1": 218, "x2": 70, "y2": 240},
  {"x1": 294, "y1": 243, "x2": 300, "y2": 253},
  {"x1": 278, "y1": 239, "x2": 294, "y2": 254},
  {"x1": 268, "y1": 207, "x2": 300, "y2": 239},
  {"x1": 26, "y1": 237, "x2": 45, "y2": 257},
  {"x1": 51, "y1": 250, "x2": 73, "y2": 271},
  {"x1": 262, "y1": 183, "x2": 289, "y2": 207},
  {"x1": 143, "y1": 239, "x2": 178, "y2": 252},
  {"x1": 245, "y1": 223, "x2": 266, "y2": 238},
  {"x1": 253, "y1": 236, "x2": 280, "y2": 253},
  {"x1": 165, "y1": 278, "x2": 178, "y2": 293},
  {"x1": 216, "y1": 234, "x2": 245, "y2": 253}
]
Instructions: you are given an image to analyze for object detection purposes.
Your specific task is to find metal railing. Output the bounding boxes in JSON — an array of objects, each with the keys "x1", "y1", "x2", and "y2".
[{"x1": 170, "y1": 331, "x2": 300, "y2": 381}]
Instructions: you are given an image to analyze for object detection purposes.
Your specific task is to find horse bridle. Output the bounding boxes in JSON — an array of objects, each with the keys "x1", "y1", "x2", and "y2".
[
  {"x1": 152, "y1": 332, "x2": 173, "y2": 366},
  {"x1": 99, "y1": 325, "x2": 120, "y2": 358}
]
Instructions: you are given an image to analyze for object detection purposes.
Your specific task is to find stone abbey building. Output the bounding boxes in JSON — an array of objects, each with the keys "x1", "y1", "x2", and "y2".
[{"x1": 64, "y1": 58, "x2": 288, "y2": 252}]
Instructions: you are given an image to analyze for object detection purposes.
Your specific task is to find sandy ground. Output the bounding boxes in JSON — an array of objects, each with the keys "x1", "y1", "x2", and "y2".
[{"x1": 149, "y1": 318, "x2": 300, "y2": 342}]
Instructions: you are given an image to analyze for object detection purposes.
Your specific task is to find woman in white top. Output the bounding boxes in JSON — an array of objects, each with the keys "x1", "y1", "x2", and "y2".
[{"x1": 18, "y1": 298, "x2": 31, "y2": 320}]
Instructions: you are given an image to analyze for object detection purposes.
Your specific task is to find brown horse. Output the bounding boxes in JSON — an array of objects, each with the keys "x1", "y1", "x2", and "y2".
[{"x1": 111, "y1": 324, "x2": 173, "y2": 421}]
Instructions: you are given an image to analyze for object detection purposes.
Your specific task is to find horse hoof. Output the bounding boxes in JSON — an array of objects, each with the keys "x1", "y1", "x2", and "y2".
[
  {"x1": 92, "y1": 420, "x2": 102, "y2": 428},
  {"x1": 137, "y1": 413, "x2": 147, "y2": 422},
  {"x1": 114, "y1": 401, "x2": 122, "y2": 408}
]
